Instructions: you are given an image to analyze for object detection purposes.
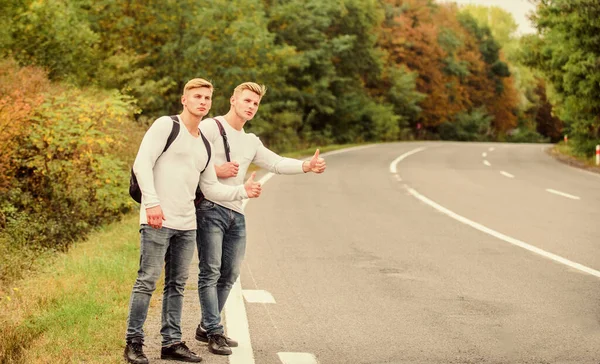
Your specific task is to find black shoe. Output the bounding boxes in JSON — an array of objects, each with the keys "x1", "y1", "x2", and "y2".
[
  {"x1": 208, "y1": 334, "x2": 232, "y2": 356},
  {"x1": 124, "y1": 339, "x2": 148, "y2": 364},
  {"x1": 195, "y1": 324, "x2": 238, "y2": 347},
  {"x1": 160, "y1": 341, "x2": 202, "y2": 362}
]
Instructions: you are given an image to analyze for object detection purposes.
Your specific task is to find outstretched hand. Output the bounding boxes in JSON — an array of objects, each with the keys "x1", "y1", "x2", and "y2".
[
  {"x1": 305, "y1": 149, "x2": 326, "y2": 174},
  {"x1": 244, "y1": 172, "x2": 262, "y2": 198}
]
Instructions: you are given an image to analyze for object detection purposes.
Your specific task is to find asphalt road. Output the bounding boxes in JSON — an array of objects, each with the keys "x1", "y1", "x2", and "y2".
[{"x1": 235, "y1": 142, "x2": 600, "y2": 364}]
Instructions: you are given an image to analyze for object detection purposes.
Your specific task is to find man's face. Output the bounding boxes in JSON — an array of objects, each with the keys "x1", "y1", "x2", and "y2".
[
  {"x1": 182, "y1": 87, "x2": 212, "y2": 118},
  {"x1": 231, "y1": 89, "x2": 261, "y2": 121}
]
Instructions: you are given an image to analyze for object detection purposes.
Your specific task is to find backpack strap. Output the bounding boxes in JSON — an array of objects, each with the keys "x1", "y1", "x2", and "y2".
[
  {"x1": 214, "y1": 117, "x2": 231, "y2": 162},
  {"x1": 200, "y1": 131, "x2": 211, "y2": 173},
  {"x1": 166, "y1": 115, "x2": 181, "y2": 153}
]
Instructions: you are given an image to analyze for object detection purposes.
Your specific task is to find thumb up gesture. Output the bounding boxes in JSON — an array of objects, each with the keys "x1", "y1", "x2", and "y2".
[
  {"x1": 244, "y1": 172, "x2": 262, "y2": 198},
  {"x1": 304, "y1": 149, "x2": 326, "y2": 174}
]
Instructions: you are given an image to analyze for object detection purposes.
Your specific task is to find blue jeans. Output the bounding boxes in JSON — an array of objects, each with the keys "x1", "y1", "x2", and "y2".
[
  {"x1": 196, "y1": 200, "x2": 246, "y2": 336},
  {"x1": 125, "y1": 225, "x2": 196, "y2": 346}
]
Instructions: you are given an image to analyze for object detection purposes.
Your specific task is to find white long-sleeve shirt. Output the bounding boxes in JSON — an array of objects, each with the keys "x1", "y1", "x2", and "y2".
[
  {"x1": 200, "y1": 116, "x2": 305, "y2": 215},
  {"x1": 133, "y1": 115, "x2": 248, "y2": 230}
]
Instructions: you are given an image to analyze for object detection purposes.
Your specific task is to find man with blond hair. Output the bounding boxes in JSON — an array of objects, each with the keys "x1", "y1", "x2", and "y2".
[
  {"x1": 194, "y1": 82, "x2": 326, "y2": 356},
  {"x1": 124, "y1": 78, "x2": 262, "y2": 364}
]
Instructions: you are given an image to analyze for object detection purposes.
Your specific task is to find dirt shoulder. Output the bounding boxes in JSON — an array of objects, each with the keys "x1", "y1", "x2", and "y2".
[{"x1": 545, "y1": 146, "x2": 600, "y2": 175}]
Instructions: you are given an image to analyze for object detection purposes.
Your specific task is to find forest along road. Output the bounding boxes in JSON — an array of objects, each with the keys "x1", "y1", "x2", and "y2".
[{"x1": 234, "y1": 141, "x2": 600, "y2": 364}]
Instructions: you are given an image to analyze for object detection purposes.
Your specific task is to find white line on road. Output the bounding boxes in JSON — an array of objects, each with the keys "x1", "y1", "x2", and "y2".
[
  {"x1": 389, "y1": 148, "x2": 600, "y2": 279},
  {"x1": 482, "y1": 152, "x2": 487, "y2": 157},
  {"x1": 278, "y1": 352, "x2": 319, "y2": 364},
  {"x1": 483, "y1": 160, "x2": 491, "y2": 166},
  {"x1": 242, "y1": 290, "x2": 276, "y2": 303},
  {"x1": 546, "y1": 188, "x2": 580, "y2": 200},
  {"x1": 500, "y1": 171, "x2": 514, "y2": 178},
  {"x1": 389, "y1": 147, "x2": 427, "y2": 174},
  {"x1": 405, "y1": 186, "x2": 598, "y2": 278},
  {"x1": 226, "y1": 146, "x2": 370, "y2": 364},
  {"x1": 489, "y1": 147, "x2": 495, "y2": 152}
]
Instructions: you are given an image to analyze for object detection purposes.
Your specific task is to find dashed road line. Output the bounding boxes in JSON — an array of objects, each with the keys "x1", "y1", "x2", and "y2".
[
  {"x1": 390, "y1": 148, "x2": 599, "y2": 279},
  {"x1": 225, "y1": 146, "x2": 373, "y2": 364},
  {"x1": 500, "y1": 171, "x2": 514, "y2": 178},
  {"x1": 483, "y1": 160, "x2": 491, "y2": 166},
  {"x1": 242, "y1": 290, "x2": 276, "y2": 303},
  {"x1": 546, "y1": 188, "x2": 580, "y2": 200},
  {"x1": 278, "y1": 352, "x2": 319, "y2": 364}
]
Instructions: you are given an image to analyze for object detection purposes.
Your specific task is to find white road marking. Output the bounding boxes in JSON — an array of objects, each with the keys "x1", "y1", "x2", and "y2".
[
  {"x1": 242, "y1": 290, "x2": 276, "y2": 303},
  {"x1": 389, "y1": 148, "x2": 600, "y2": 279},
  {"x1": 482, "y1": 152, "x2": 487, "y2": 158},
  {"x1": 278, "y1": 352, "x2": 319, "y2": 364},
  {"x1": 546, "y1": 188, "x2": 580, "y2": 200},
  {"x1": 226, "y1": 146, "x2": 374, "y2": 364},
  {"x1": 483, "y1": 160, "x2": 491, "y2": 166},
  {"x1": 395, "y1": 175, "x2": 402, "y2": 182},
  {"x1": 500, "y1": 171, "x2": 514, "y2": 178},
  {"x1": 405, "y1": 186, "x2": 598, "y2": 278},
  {"x1": 489, "y1": 147, "x2": 495, "y2": 152},
  {"x1": 389, "y1": 147, "x2": 427, "y2": 173}
]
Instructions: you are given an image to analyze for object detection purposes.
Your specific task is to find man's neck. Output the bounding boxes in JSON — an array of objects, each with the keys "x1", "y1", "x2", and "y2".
[
  {"x1": 222, "y1": 110, "x2": 246, "y2": 131},
  {"x1": 179, "y1": 111, "x2": 201, "y2": 136}
]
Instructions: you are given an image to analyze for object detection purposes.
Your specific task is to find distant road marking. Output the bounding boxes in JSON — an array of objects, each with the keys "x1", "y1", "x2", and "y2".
[
  {"x1": 278, "y1": 352, "x2": 319, "y2": 364},
  {"x1": 489, "y1": 147, "x2": 495, "y2": 152},
  {"x1": 389, "y1": 147, "x2": 427, "y2": 174},
  {"x1": 389, "y1": 148, "x2": 600, "y2": 279},
  {"x1": 546, "y1": 188, "x2": 580, "y2": 200},
  {"x1": 243, "y1": 290, "x2": 276, "y2": 303},
  {"x1": 500, "y1": 171, "x2": 514, "y2": 178},
  {"x1": 226, "y1": 145, "x2": 376, "y2": 364},
  {"x1": 483, "y1": 160, "x2": 491, "y2": 166},
  {"x1": 482, "y1": 152, "x2": 487, "y2": 157}
]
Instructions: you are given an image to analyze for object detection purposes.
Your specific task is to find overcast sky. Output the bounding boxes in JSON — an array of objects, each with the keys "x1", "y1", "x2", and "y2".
[{"x1": 438, "y1": 0, "x2": 537, "y2": 35}]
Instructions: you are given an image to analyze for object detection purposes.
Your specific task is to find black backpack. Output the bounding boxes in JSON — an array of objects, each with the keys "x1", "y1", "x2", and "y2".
[{"x1": 129, "y1": 115, "x2": 211, "y2": 204}]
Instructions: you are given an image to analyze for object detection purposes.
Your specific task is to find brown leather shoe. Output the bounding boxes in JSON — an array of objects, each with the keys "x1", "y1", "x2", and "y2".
[
  {"x1": 208, "y1": 334, "x2": 232, "y2": 356},
  {"x1": 161, "y1": 341, "x2": 202, "y2": 362},
  {"x1": 195, "y1": 324, "x2": 238, "y2": 347},
  {"x1": 124, "y1": 339, "x2": 148, "y2": 364}
]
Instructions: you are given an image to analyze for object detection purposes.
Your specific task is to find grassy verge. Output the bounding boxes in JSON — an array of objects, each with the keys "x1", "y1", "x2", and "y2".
[
  {"x1": 0, "y1": 143, "x2": 365, "y2": 363},
  {"x1": 548, "y1": 142, "x2": 600, "y2": 173},
  {"x1": 0, "y1": 214, "x2": 141, "y2": 363}
]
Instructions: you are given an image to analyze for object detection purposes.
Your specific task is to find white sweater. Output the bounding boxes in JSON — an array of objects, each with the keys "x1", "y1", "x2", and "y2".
[
  {"x1": 133, "y1": 116, "x2": 248, "y2": 230},
  {"x1": 200, "y1": 116, "x2": 305, "y2": 215}
]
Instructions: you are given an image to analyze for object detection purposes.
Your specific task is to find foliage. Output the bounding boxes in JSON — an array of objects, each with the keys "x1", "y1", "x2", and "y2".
[
  {"x1": 437, "y1": 107, "x2": 493, "y2": 141},
  {"x1": 521, "y1": 0, "x2": 600, "y2": 153},
  {"x1": 0, "y1": 61, "x2": 139, "y2": 284}
]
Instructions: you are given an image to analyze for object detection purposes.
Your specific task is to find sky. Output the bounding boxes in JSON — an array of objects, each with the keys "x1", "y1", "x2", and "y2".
[{"x1": 438, "y1": 0, "x2": 537, "y2": 35}]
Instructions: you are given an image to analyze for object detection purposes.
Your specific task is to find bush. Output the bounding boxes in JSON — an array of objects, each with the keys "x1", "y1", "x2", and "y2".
[
  {"x1": 0, "y1": 61, "x2": 141, "y2": 284},
  {"x1": 438, "y1": 107, "x2": 493, "y2": 141}
]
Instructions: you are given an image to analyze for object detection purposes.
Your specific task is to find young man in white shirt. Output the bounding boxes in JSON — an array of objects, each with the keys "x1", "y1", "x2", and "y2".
[
  {"x1": 124, "y1": 78, "x2": 262, "y2": 364},
  {"x1": 195, "y1": 82, "x2": 326, "y2": 355}
]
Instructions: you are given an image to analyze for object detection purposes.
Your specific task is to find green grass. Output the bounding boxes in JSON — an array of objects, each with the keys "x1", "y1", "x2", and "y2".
[
  {"x1": 0, "y1": 214, "x2": 141, "y2": 363},
  {"x1": 552, "y1": 142, "x2": 600, "y2": 170}
]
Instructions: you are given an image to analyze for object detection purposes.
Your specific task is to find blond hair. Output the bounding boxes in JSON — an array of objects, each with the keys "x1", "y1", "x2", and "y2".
[
  {"x1": 183, "y1": 78, "x2": 213, "y2": 94},
  {"x1": 233, "y1": 82, "x2": 267, "y2": 99}
]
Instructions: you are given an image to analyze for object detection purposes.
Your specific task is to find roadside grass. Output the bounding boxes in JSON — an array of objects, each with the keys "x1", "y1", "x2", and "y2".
[
  {"x1": 0, "y1": 213, "x2": 142, "y2": 363},
  {"x1": 550, "y1": 142, "x2": 600, "y2": 173},
  {"x1": 0, "y1": 143, "x2": 365, "y2": 363}
]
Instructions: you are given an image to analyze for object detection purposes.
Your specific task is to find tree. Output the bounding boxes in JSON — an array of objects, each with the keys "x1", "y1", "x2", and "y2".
[{"x1": 522, "y1": 0, "x2": 600, "y2": 154}]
